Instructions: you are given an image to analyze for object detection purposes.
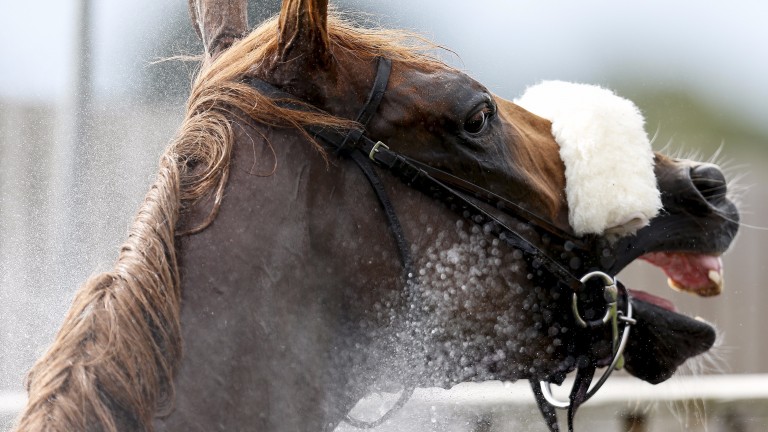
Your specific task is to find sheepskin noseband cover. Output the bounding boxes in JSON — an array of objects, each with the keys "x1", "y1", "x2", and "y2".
[{"x1": 515, "y1": 81, "x2": 661, "y2": 237}]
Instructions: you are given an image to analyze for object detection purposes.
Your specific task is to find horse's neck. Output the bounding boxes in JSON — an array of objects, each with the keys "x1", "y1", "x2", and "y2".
[{"x1": 158, "y1": 124, "x2": 404, "y2": 431}]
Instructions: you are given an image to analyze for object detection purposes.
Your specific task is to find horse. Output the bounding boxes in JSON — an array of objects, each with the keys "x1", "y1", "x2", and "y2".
[{"x1": 14, "y1": 1, "x2": 740, "y2": 431}]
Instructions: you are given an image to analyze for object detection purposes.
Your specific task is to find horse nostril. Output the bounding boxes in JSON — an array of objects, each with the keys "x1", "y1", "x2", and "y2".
[{"x1": 690, "y1": 164, "x2": 727, "y2": 202}]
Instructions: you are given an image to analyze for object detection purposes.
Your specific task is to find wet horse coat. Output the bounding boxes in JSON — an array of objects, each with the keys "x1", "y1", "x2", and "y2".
[{"x1": 16, "y1": 2, "x2": 739, "y2": 432}]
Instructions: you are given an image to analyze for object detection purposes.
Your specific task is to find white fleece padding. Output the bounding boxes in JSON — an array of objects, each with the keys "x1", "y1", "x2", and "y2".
[{"x1": 515, "y1": 81, "x2": 661, "y2": 236}]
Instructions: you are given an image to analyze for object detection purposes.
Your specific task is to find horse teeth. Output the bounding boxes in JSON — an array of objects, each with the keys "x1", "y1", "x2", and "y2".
[
  {"x1": 708, "y1": 269, "x2": 723, "y2": 287},
  {"x1": 666, "y1": 272, "x2": 723, "y2": 297},
  {"x1": 706, "y1": 269, "x2": 724, "y2": 296},
  {"x1": 666, "y1": 277, "x2": 684, "y2": 292}
]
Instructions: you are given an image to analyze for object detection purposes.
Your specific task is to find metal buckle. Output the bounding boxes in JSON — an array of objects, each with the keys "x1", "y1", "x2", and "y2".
[
  {"x1": 539, "y1": 278, "x2": 634, "y2": 410},
  {"x1": 369, "y1": 141, "x2": 389, "y2": 161},
  {"x1": 571, "y1": 271, "x2": 617, "y2": 328}
]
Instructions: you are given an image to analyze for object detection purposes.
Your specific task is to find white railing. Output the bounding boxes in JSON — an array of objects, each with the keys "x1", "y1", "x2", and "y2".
[
  {"x1": 0, "y1": 391, "x2": 25, "y2": 431},
  {"x1": 340, "y1": 374, "x2": 768, "y2": 432},
  {"x1": 4, "y1": 375, "x2": 768, "y2": 431}
]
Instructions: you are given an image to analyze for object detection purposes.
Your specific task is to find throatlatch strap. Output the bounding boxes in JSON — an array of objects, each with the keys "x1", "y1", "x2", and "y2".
[
  {"x1": 350, "y1": 150, "x2": 415, "y2": 284},
  {"x1": 357, "y1": 57, "x2": 392, "y2": 126},
  {"x1": 345, "y1": 57, "x2": 415, "y2": 284}
]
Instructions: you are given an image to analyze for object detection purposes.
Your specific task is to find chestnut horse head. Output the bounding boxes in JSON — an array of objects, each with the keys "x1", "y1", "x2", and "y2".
[{"x1": 15, "y1": 1, "x2": 739, "y2": 432}]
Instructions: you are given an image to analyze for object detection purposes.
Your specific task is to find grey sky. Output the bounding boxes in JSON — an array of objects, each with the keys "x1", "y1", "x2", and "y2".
[{"x1": 1, "y1": 1, "x2": 767, "y2": 131}]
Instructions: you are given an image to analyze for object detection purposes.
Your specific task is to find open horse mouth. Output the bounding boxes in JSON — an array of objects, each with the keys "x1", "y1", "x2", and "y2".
[
  {"x1": 514, "y1": 82, "x2": 739, "y2": 387},
  {"x1": 618, "y1": 251, "x2": 726, "y2": 384},
  {"x1": 625, "y1": 250, "x2": 724, "y2": 316},
  {"x1": 639, "y1": 251, "x2": 723, "y2": 298},
  {"x1": 601, "y1": 159, "x2": 740, "y2": 384}
]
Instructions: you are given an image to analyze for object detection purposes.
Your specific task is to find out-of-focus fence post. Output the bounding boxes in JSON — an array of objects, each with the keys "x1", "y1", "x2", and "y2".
[{"x1": 622, "y1": 412, "x2": 646, "y2": 432}]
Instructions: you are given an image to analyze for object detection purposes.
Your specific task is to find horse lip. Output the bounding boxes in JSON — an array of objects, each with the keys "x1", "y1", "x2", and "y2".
[
  {"x1": 615, "y1": 247, "x2": 724, "y2": 383},
  {"x1": 603, "y1": 210, "x2": 738, "y2": 275},
  {"x1": 622, "y1": 296, "x2": 717, "y2": 384}
]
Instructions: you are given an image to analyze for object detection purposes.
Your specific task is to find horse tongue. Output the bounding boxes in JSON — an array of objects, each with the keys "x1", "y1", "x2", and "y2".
[
  {"x1": 627, "y1": 288, "x2": 677, "y2": 313},
  {"x1": 639, "y1": 252, "x2": 724, "y2": 297}
]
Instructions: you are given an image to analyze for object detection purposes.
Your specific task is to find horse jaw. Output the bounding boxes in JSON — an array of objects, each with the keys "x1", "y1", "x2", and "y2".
[{"x1": 359, "y1": 216, "x2": 576, "y2": 391}]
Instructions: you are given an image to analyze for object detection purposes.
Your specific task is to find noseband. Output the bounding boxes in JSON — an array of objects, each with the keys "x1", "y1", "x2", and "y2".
[{"x1": 245, "y1": 58, "x2": 634, "y2": 432}]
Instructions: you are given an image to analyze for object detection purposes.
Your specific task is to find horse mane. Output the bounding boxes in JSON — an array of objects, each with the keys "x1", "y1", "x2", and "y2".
[{"x1": 14, "y1": 15, "x2": 444, "y2": 432}]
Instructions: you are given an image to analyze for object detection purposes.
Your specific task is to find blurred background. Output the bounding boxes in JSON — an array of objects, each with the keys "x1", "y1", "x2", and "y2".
[{"x1": 1, "y1": 1, "x2": 767, "y2": 430}]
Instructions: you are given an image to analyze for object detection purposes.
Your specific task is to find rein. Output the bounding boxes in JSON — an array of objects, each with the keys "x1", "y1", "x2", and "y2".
[{"x1": 245, "y1": 57, "x2": 634, "y2": 432}]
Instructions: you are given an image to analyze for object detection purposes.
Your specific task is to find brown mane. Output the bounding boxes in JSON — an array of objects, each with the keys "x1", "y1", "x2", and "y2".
[{"x1": 14, "y1": 16, "x2": 448, "y2": 432}]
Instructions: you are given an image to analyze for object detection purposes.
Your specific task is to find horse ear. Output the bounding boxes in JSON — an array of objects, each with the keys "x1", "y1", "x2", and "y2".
[
  {"x1": 271, "y1": 0, "x2": 333, "y2": 98},
  {"x1": 188, "y1": 0, "x2": 249, "y2": 60}
]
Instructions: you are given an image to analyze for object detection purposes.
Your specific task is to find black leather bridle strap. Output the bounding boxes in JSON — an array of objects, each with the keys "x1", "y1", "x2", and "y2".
[
  {"x1": 400, "y1": 156, "x2": 584, "y2": 244},
  {"x1": 342, "y1": 58, "x2": 416, "y2": 283},
  {"x1": 349, "y1": 150, "x2": 416, "y2": 282},
  {"x1": 337, "y1": 57, "x2": 392, "y2": 155},
  {"x1": 356, "y1": 59, "x2": 414, "y2": 282},
  {"x1": 530, "y1": 363, "x2": 597, "y2": 432},
  {"x1": 357, "y1": 57, "x2": 392, "y2": 126},
  {"x1": 567, "y1": 364, "x2": 597, "y2": 432},
  {"x1": 530, "y1": 382, "x2": 561, "y2": 432}
]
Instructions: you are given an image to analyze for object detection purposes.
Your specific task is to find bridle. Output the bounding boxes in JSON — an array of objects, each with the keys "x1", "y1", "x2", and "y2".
[{"x1": 245, "y1": 57, "x2": 635, "y2": 432}]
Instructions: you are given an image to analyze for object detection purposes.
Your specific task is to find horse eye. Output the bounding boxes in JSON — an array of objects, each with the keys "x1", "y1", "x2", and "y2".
[{"x1": 464, "y1": 106, "x2": 492, "y2": 134}]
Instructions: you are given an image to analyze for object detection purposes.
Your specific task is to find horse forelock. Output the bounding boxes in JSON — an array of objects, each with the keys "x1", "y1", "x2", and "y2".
[{"x1": 14, "y1": 15, "x2": 461, "y2": 432}]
